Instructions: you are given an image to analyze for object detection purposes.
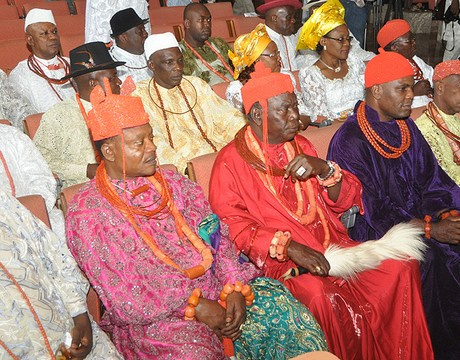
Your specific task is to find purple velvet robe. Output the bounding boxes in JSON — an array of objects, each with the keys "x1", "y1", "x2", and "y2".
[{"x1": 328, "y1": 101, "x2": 460, "y2": 360}]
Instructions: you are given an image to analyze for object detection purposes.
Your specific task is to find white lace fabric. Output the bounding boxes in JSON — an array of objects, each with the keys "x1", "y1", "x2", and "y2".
[{"x1": 299, "y1": 53, "x2": 365, "y2": 121}]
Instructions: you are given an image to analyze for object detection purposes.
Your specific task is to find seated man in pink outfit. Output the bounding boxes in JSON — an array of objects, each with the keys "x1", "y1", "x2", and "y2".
[
  {"x1": 65, "y1": 78, "x2": 328, "y2": 359},
  {"x1": 209, "y1": 63, "x2": 434, "y2": 360}
]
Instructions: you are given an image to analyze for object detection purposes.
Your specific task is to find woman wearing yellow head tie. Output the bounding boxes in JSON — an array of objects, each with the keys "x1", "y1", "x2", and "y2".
[
  {"x1": 297, "y1": 0, "x2": 366, "y2": 124},
  {"x1": 227, "y1": 23, "x2": 310, "y2": 129}
]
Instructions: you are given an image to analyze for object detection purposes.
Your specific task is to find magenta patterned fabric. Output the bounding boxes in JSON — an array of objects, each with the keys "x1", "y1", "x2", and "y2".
[{"x1": 66, "y1": 170, "x2": 261, "y2": 359}]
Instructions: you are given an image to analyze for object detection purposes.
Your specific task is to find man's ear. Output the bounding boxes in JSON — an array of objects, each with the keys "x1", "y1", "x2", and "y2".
[
  {"x1": 26, "y1": 34, "x2": 34, "y2": 47},
  {"x1": 390, "y1": 42, "x2": 399, "y2": 53},
  {"x1": 147, "y1": 59, "x2": 155, "y2": 72},
  {"x1": 370, "y1": 84, "x2": 383, "y2": 100},
  {"x1": 249, "y1": 102, "x2": 263, "y2": 127},
  {"x1": 100, "y1": 140, "x2": 116, "y2": 162},
  {"x1": 435, "y1": 80, "x2": 444, "y2": 96},
  {"x1": 184, "y1": 18, "x2": 191, "y2": 30},
  {"x1": 88, "y1": 77, "x2": 99, "y2": 91},
  {"x1": 117, "y1": 33, "x2": 127, "y2": 45}
]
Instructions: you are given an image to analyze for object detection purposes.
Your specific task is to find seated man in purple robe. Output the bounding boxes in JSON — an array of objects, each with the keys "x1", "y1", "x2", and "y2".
[
  {"x1": 65, "y1": 78, "x2": 328, "y2": 359},
  {"x1": 328, "y1": 51, "x2": 460, "y2": 360}
]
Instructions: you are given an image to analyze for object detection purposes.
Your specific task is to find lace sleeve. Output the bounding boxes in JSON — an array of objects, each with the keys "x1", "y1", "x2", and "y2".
[
  {"x1": 299, "y1": 66, "x2": 333, "y2": 120},
  {"x1": 287, "y1": 72, "x2": 309, "y2": 116},
  {"x1": 0, "y1": 71, "x2": 34, "y2": 130},
  {"x1": 225, "y1": 80, "x2": 244, "y2": 112}
]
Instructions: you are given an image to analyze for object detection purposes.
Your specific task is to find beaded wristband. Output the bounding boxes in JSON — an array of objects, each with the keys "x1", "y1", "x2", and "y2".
[
  {"x1": 317, "y1": 160, "x2": 335, "y2": 181},
  {"x1": 269, "y1": 231, "x2": 291, "y2": 262},
  {"x1": 184, "y1": 288, "x2": 201, "y2": 321},
  {"x1": 440, "y1": 209, "x2": 459, "y2": 220},
  {"x1": 424, "y1": 215, "x2": 432, "y2": 239},
  {"x1": 317, "y1": 162, "x2": 342, "y2": 188},
  {"x1": 219, "y1": 281, "x2": 255, "y2": 306}
]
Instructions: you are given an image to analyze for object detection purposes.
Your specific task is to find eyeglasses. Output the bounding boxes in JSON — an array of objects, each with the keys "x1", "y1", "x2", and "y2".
[
  {"x1": 395, "y1": 35, "x2": 416, "y2": 45},
  {"x1": 259, "y1": 51, "x2": 280, "y2": 58},
  {"x1": 323, "y1": 35, "x2": 353, "y2": 44}
]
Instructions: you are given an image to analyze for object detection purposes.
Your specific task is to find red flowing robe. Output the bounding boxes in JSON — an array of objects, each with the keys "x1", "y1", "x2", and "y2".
[{"x1": 209, "y1": 134, "x2": 433, "y2": 360}]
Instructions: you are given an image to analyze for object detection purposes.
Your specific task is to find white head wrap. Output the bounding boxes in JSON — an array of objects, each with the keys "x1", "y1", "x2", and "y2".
[
  {"x1": 144, "y1": 32, "x2": 180, "y2": 59},
  {"x1": 25, "y1": 8, "x2": 56, "y2": 32}
]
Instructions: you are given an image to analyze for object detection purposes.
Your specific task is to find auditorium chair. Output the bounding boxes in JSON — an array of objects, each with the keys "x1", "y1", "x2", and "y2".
[
  {"x1": 0, "y1": 38, "x2": 30, "y2": 73},
  {"x1": 186, "y1": 152, "x2": 218, "y2": 199},
  {"x1": 300, "y1": 121, "x2": 343, "y2": 159},
  {"x1": 0, "y1": 4, "x2": 20, "y2": 20},
  {"x1": 232, "y1": 15, "x2": 264, "y2": 37},
  {"x1": 23, "y1": 113, "x2": 43, "y2": 139},
  {"x1": 0, "y1": 19, "x2": 26, "y2": 41},
  {"x1": 211, "y1": 81, "x2": 229, "y2": 100},
  {"x1": 23, "y1": 1, "x2": 71, "y2": 16}
]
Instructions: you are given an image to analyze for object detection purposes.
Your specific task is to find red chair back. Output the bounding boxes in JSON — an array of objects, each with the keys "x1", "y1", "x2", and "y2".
[
  {"x1": 23, "y1": 1, "x2": 71, "y2": 16},
  {"x1": 0, "y1": 19, "x2": 26, "y2": 41},
  {"x1": 23, "y1": 113, "x2": 43, "y2": 139},
  {"x1": 186, "y1": 152, "x2": 218, "y2": 199},
  {"x1": 0, "y1": 4, "x2": 19, "y2": 20},
  {"x1": 300, "y1": 121, "x2": 343, "y2": 159},
  {"x1": 0, "y1": 38, "x2": 30, "y2": 74},
  {"x1": 17, "y1": 194, "x2": 51, "y2": 228},
  {"x1": 211, "y1": 82, "x2": 228, "y2": 101}
]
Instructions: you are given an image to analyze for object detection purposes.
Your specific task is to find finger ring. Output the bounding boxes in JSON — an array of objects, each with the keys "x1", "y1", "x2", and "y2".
[
  {"x1": 315, "y1": 266, "x2": 321, "y2": 272},
  {"x1": 296, "y1": 166, "x2": 307, "y2": 177}
]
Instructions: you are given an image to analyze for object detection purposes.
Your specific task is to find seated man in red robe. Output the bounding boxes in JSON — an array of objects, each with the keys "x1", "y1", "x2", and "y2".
[{"x1": 209, "y1": 62, "x2": 434, "y2": 360}]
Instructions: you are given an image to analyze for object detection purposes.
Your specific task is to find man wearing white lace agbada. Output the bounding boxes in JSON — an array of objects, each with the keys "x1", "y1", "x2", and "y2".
[
  {"x1": 0, "y1": 191, "x2": 122, "y2": 359},
  {"x1": 8, "y1": 9, "x2": 76, "y2": 113},
  {"x1": 85, "y1": 0, "x2": 151, "y2": 43}
]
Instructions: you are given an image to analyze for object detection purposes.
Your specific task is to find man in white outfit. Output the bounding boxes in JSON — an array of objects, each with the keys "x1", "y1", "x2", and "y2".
[
  {"x1": 0, "y1": 190, "x2": 122, "y2": 359},
  {"x1": 109, "y1": 8, "x2": 151, "y2": 83},
  {"x1": 0, "y1": 124, "x2": 65, "y2": 240},
  {"x1": 8, "y1": 9, "x2": 76, "y2": 113},
  {"x1": 442, "y1": 0, "x2": 460, "y2": 61},
  {"x1": 85, "y1": 0, "x2": 151, "y2": 43}
]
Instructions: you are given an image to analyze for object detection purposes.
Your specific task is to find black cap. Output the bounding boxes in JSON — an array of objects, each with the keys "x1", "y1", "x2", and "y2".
[
  {"x1": 110, "y1": 8, "x2": 149, "y2": 37},
  {"x1": 62, "y1": 41, "x2": 125, "y2": 80}
]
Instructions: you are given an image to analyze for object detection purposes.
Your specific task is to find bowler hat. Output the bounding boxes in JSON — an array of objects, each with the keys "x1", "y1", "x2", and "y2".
[
  {"x1": 62, "y1": 41, "x2": 125, "y2": 80},
  {"x1": 110, "y1": 8, "x2": 148, "y2": 37}
]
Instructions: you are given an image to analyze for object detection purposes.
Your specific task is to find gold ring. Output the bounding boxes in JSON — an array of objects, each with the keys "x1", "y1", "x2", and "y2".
[{"x1": 315, "y1": 266, "x2": 321, "y2": 272}]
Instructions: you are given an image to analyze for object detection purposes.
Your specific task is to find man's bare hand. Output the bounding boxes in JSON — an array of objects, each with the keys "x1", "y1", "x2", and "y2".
[
  {"x1": 287, "y1": 240, "x2": 330, "y2": 276},
  {"x1": 431, "y1": 216, "x2": 460, "y2": 244}
]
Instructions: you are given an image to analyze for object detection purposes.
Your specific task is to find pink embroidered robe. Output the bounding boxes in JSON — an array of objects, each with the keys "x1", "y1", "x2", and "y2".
[{"x1": 66, "y1": 171, "x2": 260, "y2": 359}]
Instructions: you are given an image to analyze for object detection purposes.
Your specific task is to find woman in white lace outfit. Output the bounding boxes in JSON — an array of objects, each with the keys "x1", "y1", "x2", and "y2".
[
  {"x1": 297, "y1": 0, "x2": 365, "y2": 123},
  {"x1": 226, "y1": 23, "x2": 310, "y2": 129}
]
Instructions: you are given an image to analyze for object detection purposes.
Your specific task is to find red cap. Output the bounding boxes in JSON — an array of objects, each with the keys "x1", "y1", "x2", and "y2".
[
  {"x1": 377, "y1": 19, "x2": 411, "y2": 48},
  {"x1": 433, "y1": 60, "x2": 460, "y2": 81},
  {"x1": 241, "y1": 62, "x2": 294, "y2": 114},
  {"x1": 365, "y1": 52, "x2": 414, "y2": 88}
]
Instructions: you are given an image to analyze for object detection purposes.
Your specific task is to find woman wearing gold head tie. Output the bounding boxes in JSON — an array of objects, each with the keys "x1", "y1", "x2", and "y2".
[
  {"x1": 227, "y1": 23, "x2": 310, "y2": 130},
  {"x1": 297, "y1": 0, "x2": 366, "y2": 124}
]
